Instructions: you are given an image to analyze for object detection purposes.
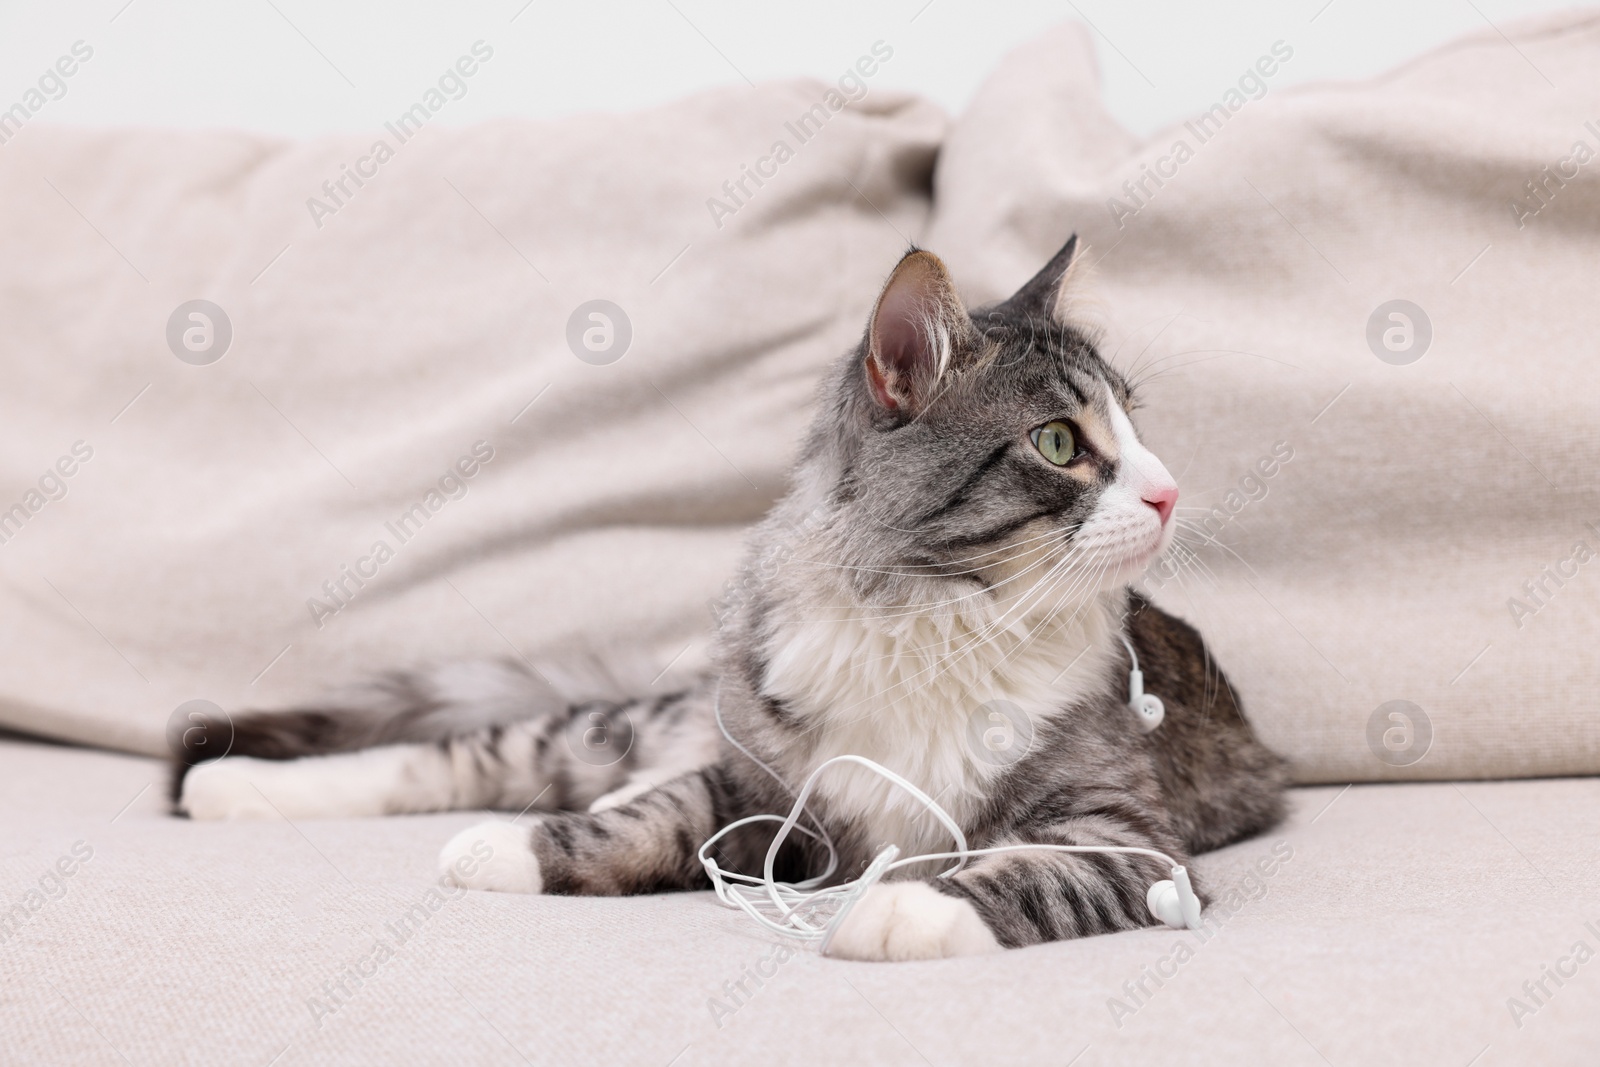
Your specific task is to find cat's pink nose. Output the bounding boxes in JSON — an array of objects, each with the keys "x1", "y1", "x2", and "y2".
[{"x1": 1143, "y1": 485, "x2": 1177, "y2": 525}]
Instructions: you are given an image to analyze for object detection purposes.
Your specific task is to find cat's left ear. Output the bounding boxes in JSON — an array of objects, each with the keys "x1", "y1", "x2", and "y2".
[
  {"x1": 996, "y1": 234, "x2": 1091, "y2": 324},
  {"x1": 865, "y1": 249, "x2": 972, "y2": 415}
]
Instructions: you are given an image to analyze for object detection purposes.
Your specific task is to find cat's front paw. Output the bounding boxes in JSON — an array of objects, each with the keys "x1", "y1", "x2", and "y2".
[
  {"x1": 827, "y1": 882, "x2": 1001, "y2": 962},
  {"x1": 439, "y1": 820, "x2": 543, "y2": 894},
  {"x1": 179, "y1": 759, "x2": 278, "y2": 820}
]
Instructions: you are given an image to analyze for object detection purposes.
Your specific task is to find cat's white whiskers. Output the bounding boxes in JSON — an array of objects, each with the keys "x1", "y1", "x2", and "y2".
[
  {"x1": 787, "y1": 521, "x2": 1088, "y2": 626},
  {"x1": 1153, "y1": 535, "x2": 1220, "y2": 592},
  {"x1": 805, "y1": 538, "x2": 1112, "y2": 737},
  {"x1": 939, "y1": 548, "x2": 1124, "y2": 716},
  {"x1": 780, "y1": 548, "x2": 1076, "y2": 737},
  {"x1": 816, "y1": 548, "x2": 1062, "y2": 625},
  {"x1": 1168, "y1": 519, "x2": 1248, "y2": 584},
  {"x1": 824, "y1": 533, "x2": 1079, "y2": 626},
  {"x1": 920, "y1": 533, "x2": 1131, "y2": 701},
  {"x1": 782, "y1": 523, "x2": 1077, "y2": 580},
  {"x1": 893, "y1": 541, "x2": 1086, "y2": 662}
]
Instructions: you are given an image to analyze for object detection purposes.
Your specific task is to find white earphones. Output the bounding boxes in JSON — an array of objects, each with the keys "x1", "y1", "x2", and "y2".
[
  {"x1": 704, "y1": 670, "x2": 1202, "y2": 953},
  {"x1": 1119, "y1": 634, "x2": 1164, "y2": 733},
  {"x1": 1146, "y1": 865, "x2": 1202, "y2": 930}
]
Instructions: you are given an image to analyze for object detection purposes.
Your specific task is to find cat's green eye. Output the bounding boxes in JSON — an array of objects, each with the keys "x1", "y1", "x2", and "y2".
[{"x1": 1030, "y1": 421, "x2": 1076, "y2": 466}]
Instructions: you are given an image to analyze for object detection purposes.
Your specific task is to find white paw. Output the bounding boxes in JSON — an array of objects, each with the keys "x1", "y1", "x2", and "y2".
[
  {"x1": 827, "y1": 882, "x2": 1001, "y2": 962},
  {"x1": 180, "y1": 746, "x2": 436, "y2": 820},
  {"x1": 439, "y1": 820, "x2": 543, "y2": 894},
  {"x1": 180, "y1": 759, "x2": 279, "y2": 820}
]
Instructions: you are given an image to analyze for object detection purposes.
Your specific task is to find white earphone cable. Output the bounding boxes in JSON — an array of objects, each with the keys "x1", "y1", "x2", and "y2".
[
  {"x1": 1118, "y1": 632, "x2": 1141, "y2": 673},
  {"x1": 705, "y1": 668, "x2": 1199, "y2": 950}
]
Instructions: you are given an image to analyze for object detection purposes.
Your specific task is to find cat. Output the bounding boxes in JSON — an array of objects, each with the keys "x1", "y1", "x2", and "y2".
[{"x1": 172, "y1": 236, "x2": 1289, "y2": 961}]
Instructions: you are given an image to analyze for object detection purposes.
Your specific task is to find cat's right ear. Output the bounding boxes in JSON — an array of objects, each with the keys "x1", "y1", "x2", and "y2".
[{"x1": 864, "y1": 249, "x2": 968, "y2": 415}]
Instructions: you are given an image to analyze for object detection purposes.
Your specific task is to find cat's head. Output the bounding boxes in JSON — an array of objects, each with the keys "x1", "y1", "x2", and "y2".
[{"x1": 816, "y1": 237, "x2": 1178, "y2": 610}]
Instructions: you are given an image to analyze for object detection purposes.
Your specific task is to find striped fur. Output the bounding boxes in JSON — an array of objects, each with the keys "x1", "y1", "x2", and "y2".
[{"x1": 173, "y1": 238, "x2": 1289, "y2": 959}]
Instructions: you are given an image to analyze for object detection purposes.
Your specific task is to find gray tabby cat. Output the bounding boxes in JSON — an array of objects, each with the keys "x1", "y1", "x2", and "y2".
[{"x1": 174, "y1": 237, "x2": 1288, "y2": 961}]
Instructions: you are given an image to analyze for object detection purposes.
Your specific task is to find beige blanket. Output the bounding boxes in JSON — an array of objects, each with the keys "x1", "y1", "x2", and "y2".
[
  {"x1": 0, "y1": 80, "x2": 942, "y2": 754},
  {"x1": 7, "y1": 738, "x2": 1596, "y2": 1065},
  {"x1": 928, "y1": 12, "x2": 1600, "y2": 782},
  {"x1": 3, "y1": 14, "x2": 1598, "y2": 783}
]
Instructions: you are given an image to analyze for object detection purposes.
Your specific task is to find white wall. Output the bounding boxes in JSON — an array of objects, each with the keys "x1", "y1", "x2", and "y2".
[{"x1": 0, "y1": 0, "x2": 1584, "y2": 139}]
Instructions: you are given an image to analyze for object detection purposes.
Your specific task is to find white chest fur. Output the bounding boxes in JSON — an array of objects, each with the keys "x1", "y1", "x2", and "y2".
[{"x1": 760, "y1": 591, "x2": 1120, "y2": 861}]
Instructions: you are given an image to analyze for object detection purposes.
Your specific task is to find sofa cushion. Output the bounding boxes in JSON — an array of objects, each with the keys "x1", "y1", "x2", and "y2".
[
  {"x1": 2, "y1": 738, "x2": 1594, "y2": 1065},
  {"x1": 927, "y1": 13, "x2": 1600, "y2": 782},
  {"x1": 0, "y1": 81, "x2": 942, "y2": 755}
]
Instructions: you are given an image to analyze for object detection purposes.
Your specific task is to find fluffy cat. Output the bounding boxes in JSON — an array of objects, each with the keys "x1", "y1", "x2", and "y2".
[{"x1": 173, "y1": 237, "x2": 1288, "y2": 961}]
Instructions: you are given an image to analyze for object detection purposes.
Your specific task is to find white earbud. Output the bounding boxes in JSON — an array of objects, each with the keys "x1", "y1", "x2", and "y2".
[
  {"x1": 1146, "y1": 865, "x2": 1202, "y2": 930},
  {"x1": 1119, "y1": 635, "x2": 1164, "y2": 733}
]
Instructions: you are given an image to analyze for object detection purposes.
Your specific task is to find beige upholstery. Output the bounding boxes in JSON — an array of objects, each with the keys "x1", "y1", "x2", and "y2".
[
  {"x1": 2, "y1": 14, "x2": 1597, "y2": 785},
  {"x1": 0, "y1": 80, "x2": 942, "y2": 758},
  {"x1": 926, "y1": 13, "x2": 1600, "y2": 783},
  {"x1": 3, "y1": 737, "x2": 1594, "y2": 1065},
  {"x1": 3, "y1": 12, "x2": 1598, "y2": 1065}
]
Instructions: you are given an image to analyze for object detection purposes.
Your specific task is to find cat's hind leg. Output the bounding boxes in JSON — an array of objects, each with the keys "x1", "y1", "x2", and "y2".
[
  {"x1": 175, "y1": 662, "x2": 718, "y2": 820},
  {"x1": 179, "y1": 731, "x2": 553, "y2": 820}
]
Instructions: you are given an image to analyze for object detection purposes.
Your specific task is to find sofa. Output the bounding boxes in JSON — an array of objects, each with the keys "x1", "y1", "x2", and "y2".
[{"x1": 3, "y1": 12, "x2": 1598, "y2": 1065}]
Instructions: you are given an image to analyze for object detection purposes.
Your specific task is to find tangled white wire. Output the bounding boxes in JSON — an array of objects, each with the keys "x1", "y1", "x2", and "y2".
[{"x1": 701, "y1": 689, "x2": 1204, "y2": 956}]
